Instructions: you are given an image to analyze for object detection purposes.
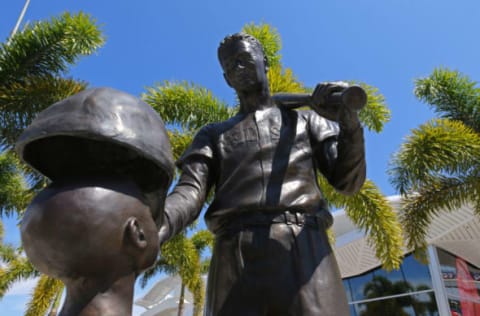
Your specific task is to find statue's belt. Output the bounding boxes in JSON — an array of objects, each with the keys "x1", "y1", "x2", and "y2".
[{"x1": 215, "y1": 210, "x2": 326, "y2": 236}]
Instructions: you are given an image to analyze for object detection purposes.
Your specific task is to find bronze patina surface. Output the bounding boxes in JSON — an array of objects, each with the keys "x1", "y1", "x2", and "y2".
[
  {"x1": 160, "y1": 33, "x2": 366, "y2": 316},
  {"x1": 17, "y1": 88, "x2": 174, "y2": 315}
]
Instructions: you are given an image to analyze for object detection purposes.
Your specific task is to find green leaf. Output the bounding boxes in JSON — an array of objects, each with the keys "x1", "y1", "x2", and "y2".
[
  {"x1": 25, "y1": 275, "x2": 63, "y2": 316},
  {"x1": 190, "y1": 229, "x2": 214, "y2": 253},
  {"x1": 0, "y1": 151, "x2": 30, "y2": 215},
  {"x1": 356, "y1": 82, "x2": 391, "y2": 133},
  {"x1": 141, "y1": 229, "x2": 209, "y2": 316},
  {"x1": 0, "y1": 76, "x2": 87, "y2": 147},
  {"x1": 0, "y1": 12, "x2": 104, "y2": 84},
  {"x1": 389, "y1": 118, "x2": 480, "y2": 195},
  {"x1": 321, "y1": 177, "x2": 404, "y2": 270},
  {"x1": 399, "y1": 173, "x2": 480, "y2": 258},
  {"x1": 268, "y1": 64, "x2": 306, "y2": 94},
  {"x1": 390, "y1": 67, "x2": 480, "y2": 259},
  {"x1": 414, "y1": 68, "x2": 480, "y2": 132},
  {"x1": 0, "y1": 256, "x2": 38, "y2": 299},
  {"x1": 242, "y1": 23, "x2": 282, "y2": 68},
  {"x1": 143, "y1": 81, "x2": 234, "y2": 133}
]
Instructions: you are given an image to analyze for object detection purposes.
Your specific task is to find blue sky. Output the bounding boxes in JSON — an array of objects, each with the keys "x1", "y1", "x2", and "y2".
[{"x1": 1, "y1": 0, "x2": 480, "y2": 314}]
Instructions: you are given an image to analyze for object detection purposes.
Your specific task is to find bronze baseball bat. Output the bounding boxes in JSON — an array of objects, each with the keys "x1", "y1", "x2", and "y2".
[{"x1": 273, "y1": 85, "x2": 367, "y2": 111}]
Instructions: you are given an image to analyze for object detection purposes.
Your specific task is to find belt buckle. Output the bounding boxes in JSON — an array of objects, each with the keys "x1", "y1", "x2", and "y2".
[
  {"x1": 284, "y1": 212, "x2": 292, "y2": 225},
  {"x1": 294, "y1": 212, "x2": 303, "y2": 226}
]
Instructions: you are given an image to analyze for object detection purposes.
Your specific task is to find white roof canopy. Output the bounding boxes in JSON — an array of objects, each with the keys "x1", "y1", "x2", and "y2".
[{"x1": 332, "y1": 195, "x2": 480, "y2": 278}]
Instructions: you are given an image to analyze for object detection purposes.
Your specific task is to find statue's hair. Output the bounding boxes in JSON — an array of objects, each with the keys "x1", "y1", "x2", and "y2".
[{"x1": 218, "y1": 32, "x2": 269, "y2": 69}]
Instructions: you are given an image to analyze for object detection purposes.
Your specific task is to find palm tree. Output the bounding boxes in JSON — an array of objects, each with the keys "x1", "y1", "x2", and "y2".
[
  {"x1": 139, "y1": 228, "x2": 214, "y2": 316},
  {"x1": 360, "y1": 276, "x2": 414, "y2": 316},
  {"x1": 389, "y1": 68, "x2": 480, "y2": 259},
  {"x1": 143, "y1": 22, "x2": 404, "y2": 288},
  {"x1": 0, "y1": 12, "x2": 104, "y2": 315}
]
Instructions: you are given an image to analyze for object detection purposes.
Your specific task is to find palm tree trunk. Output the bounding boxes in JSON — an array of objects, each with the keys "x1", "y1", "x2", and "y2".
[
  {"x1": 48, "y1": 285, "x2": 63, "y2": 316},
  {"x1": 177, "y1": 282, "x2": 185, "y2": 316}
]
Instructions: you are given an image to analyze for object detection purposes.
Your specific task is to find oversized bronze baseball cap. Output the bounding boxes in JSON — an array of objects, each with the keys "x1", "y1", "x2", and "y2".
[{"x1": 16, "y1": 87, "x2": 174, "y2": 226}]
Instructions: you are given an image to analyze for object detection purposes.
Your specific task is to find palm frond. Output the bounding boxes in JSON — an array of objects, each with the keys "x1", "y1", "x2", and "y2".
[
  {"x1": 142, "y1": 81, "x2": 234, "y2": 132},
  {"x1": 190, "y1": 229, "x2": 214, "y2": 254},
  {"x1": 24, "y1": 275, "x2": 63, "y2": 316},
  {"x1": 268, "y1": 64, "x2": 306, "y2": 94},
  {"x1": 154, "y1": 233, "x2": 205, "y2": 315},
  {"x1": 414, "y1": 68, "x2": 480, "y2": 132},
  {"x1": 0, "y1": 76, "x2": 86, "y2": 147},
  {"x1": 0, "y1": 12, "x2": 104, "y2": 84},
  {"x1": 0, "y1": 242, "x2": 20, "y2": 264},
  {"x1": 400, "y1": 172, "x2": 480, "y2": 257},
  {"x1": 200, "y1": 258, "x2": 211, "y2": 275},
  {"x1": 0, "y1": 11, "x2": 104, "y2": 148},
  {"x1": 321, "y1": 177, "x2": 404, "y2": 270},
  {"x1": 160, "y1": 234, "x2": 200, "y2": 282},
  {"x1": 326, "y1": 228, "x2": 336, "y2": 246},
  {"x1": 389, "y1": 118, "x2": 480, "y2": 195},
  {"x1": 48, "y1": 282, "x2": 64, "y2": 316},
  {"x1": 474, "y1": 177, "x2": 480, "y2": 218},
  {"x1": 139, "y1": 257, "x2": 175, "y2": 288},
  {"x1": 355, "y1": 82, "x2": 391, "y2": 133},
  {"x1": 168, "y1": 130, "x2": 195, "y2": 162},
  {"x1": 242, "y1": 23, "x2": 282, "y2": 68},
  {"x1": 142, "y1": 233, "x2": 205, "y2": 306},
  {"x1": 0, "y1": 151, "x2": 31, "y2": 215},
  {"x1": 0, "y1": 256, "x2": 38, "y2": 298}
]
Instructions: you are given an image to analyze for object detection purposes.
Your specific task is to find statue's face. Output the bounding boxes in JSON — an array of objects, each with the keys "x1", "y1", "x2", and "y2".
[
  {"x1": 220, "y1": 40, "x2": 268, "y2": 93},
  {"x1": 20, "y1": 177, "x2": 159, "y2": 281}
]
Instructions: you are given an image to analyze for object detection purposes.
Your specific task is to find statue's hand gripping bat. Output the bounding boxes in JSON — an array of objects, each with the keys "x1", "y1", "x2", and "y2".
[{"x1": 273, "y1": 83, "x2": 367, "y2": 121}]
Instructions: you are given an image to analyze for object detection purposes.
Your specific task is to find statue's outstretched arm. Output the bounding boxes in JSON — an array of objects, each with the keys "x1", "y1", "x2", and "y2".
[{"x1": 159, "y1": 157, "x2": 213, "y2": 243}]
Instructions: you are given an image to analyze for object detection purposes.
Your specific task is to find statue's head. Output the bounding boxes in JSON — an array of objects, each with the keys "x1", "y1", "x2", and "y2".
[
  {"x1": 21, "y1": 177, "x2": 159, "y2": 284},
  {"x1": 218, "y1": 33, "x2": 269, "y2": 93}
]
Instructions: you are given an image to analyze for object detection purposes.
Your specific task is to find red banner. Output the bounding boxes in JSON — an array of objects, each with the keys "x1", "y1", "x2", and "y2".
[{"x1": 456, "y1": 257, "x2": 480, "y2": 316}]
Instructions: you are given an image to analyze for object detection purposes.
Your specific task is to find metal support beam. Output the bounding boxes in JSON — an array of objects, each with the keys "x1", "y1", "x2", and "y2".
[
  {"x1": 428, "y1": 246, "x2": 451, "y2": 316},
  {"x1": 8, "y1": 0, "x2": 31, "y2": 44}
]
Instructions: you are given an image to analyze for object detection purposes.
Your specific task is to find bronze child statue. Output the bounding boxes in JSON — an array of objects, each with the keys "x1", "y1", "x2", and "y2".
[
  {"x1": 17, "y1": 88, "x2": 174, "y2": 316},
  {"x1": 159, "y1": 33, "x2": 366, "y2": 315}
]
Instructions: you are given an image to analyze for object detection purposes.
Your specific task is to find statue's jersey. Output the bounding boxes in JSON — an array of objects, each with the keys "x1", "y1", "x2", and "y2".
[{"x1": 178, "y1": 106, "x2": 342, "y2": 233}]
